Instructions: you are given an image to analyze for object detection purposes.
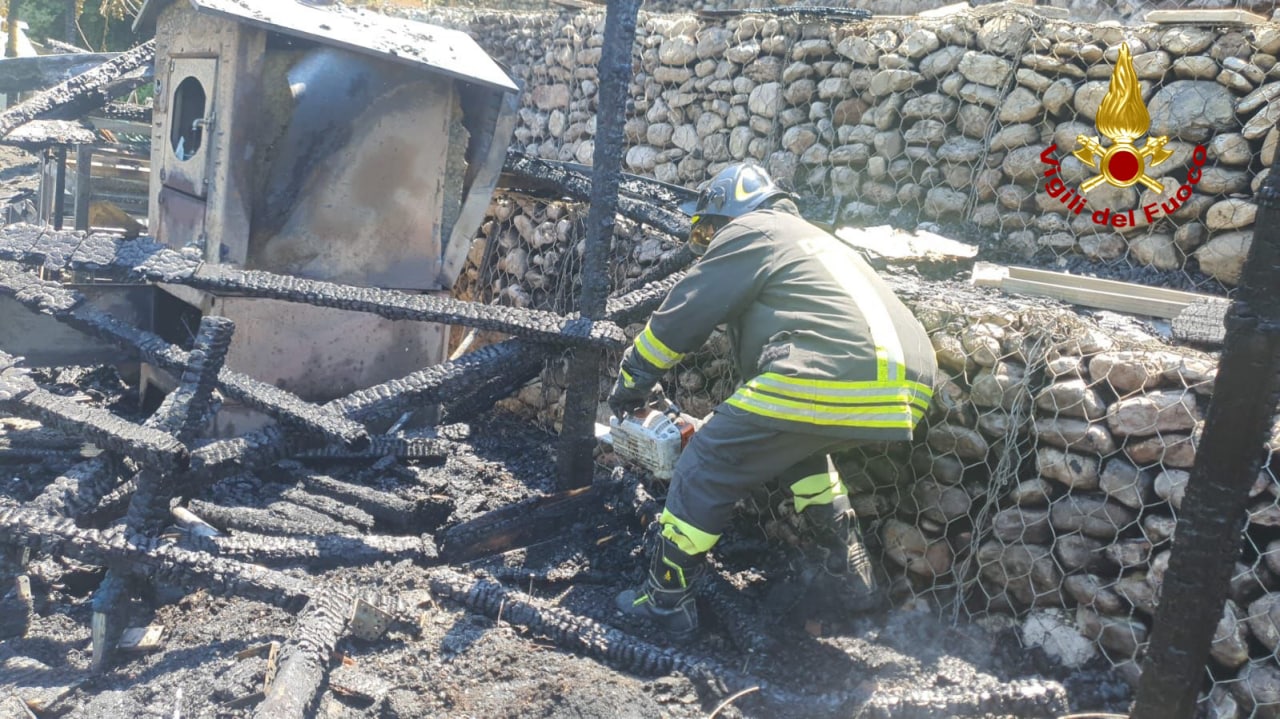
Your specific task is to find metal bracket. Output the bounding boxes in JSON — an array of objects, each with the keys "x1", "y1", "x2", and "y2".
[{"x1": 349, "y1": 597, "x2": 394, "y2": 641}]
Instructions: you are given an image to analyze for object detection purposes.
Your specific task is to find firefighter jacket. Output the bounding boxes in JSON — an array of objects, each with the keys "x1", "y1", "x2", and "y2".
[{"x1": 623, "y1": 199, "x2": 938, "y2": 442}]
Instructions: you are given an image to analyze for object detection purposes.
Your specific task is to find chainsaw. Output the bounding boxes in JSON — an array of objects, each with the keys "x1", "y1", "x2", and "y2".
[{"x1": 595, "y1": 391, "x2": 705, "y2": 480}]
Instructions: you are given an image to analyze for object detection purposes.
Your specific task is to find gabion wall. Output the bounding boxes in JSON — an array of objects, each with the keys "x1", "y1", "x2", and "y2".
[
  {"x1": 417, "y1": 4, "x2": 1280, "y2": 293},
  {"x1": 428, "y1": 3, "x2": 1280, "y2": 714}
]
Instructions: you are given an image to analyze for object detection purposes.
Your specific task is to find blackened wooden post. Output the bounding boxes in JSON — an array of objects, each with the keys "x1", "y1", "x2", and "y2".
[
  {"x1": 557, "y1": 0, "x2": 642, "y2": 489},
  {"x1": 52, "y1": 146, "x2": 67, "y2": 230},
  {"x1": 1131, "y1": 164, "x2": 1280, "y2": 717},
  {"x1": 73, "y1": 145, "x2": 91, "y2": 231}
]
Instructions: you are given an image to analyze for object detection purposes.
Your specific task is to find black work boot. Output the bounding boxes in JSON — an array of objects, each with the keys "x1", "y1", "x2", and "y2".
[
  {"x1": 808, "y1": 495, "x2": 888, "y2": 613},
  {"x1": 615, "y1": 535, "x2": 704, "y2": 638}
]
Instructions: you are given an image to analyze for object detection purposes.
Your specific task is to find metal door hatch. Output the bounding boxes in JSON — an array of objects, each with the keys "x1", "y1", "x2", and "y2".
[{"x1": 162, "y1": 57, "x2": 218, "y2": 199}]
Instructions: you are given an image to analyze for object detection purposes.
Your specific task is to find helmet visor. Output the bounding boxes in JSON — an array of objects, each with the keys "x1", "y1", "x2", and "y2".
[{"x1": 689, "y1": 215, "x2": 717, "y2": 256}]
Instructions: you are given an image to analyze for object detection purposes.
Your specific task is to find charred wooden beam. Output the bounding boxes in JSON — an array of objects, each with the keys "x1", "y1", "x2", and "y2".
[
  {"x1": 0, "y1": 425, "x2": 86, "y2": 450},
  {"x1": 502, "y1": 152, "x2": 690, "y2": 239},
  {"x1": 559, "y1": 0, "x2": 645, "y2": 492},
  {"x1": 185, "y1": 499, "x2": 363, "y2": 537},
  {"x1": 0, "y1": 504, "x2": 312, "y2": 608},
  {"x1": 31, "y1": 457, "x2": 121, "y2": 517},
  {"x1": 278, "y1": 488, "x2": 378, "y2": 533},
  {"x1": 293, "y1": 472, "x2": 450, "y2": 533},
  {"x1": 186, "y1": 427, "x2": 306, "y2": 485},
  {"x1": 427, "y1": 567, "x2": 680, "y2": 675},
  {"x1": 192, "y1": 531, "x2": 436, "y2": 568},
  {"x1": 149, "y1": 316, "x2": 233, "y2": 444},
  {"x1": 438, "y1": 486, "x2": 598, "y2": 563},
  {"x1": 703, "y1": 569, "x2": 771, "y2": 657},
  {"x1": 622, "y1": 249, "x2": 692, "y2": 295},
  {"x1": 293, "y1": 433, "x2": 455, "y2": 461},
  {"x1": 122, "y1": 316, "x2": 235, "y2": 533},
  {"x1": 184, "y1": 498, "x2": 360, "y2": 537},
  {"x1": 0, "y1": 53, "x2": 120, "y2": 95},
  {"x1": 84, "y1": 472, "x2": 135, "y2": 518},
  {"x1": 605, "y1": 274, "x2": 684, "y2": 328},
  {"x1": 0, "y1": 354, "x2": 189, "y2": 472},
  {"x1": 441, "y1": 357, "x2": 549, "y2": 422},
  {"x1": 0, "y1": 259, "x2": 369, "y2": 448},
  {"x1": 328, "y1": 341, "x2": 547, "y2": 425},
  {"x1": 0, "y1": 444, "x2": 93, "y2": 462},
  {"x1": 90, "y1": 572, "x2": 129, "y2": 671},
  {"x1": 253, "y1": 590, "x2": 352, "y2": 719},
  {"x1": 1133, "y1": 126, "x2": 1280, "y2": 719},
  {"x1": 0, "y1": 42, "x2": 155, "y2": 139},
  {"x1": 186, "y1": 264, "x2": 626, "y2": 350},
  {"x1": 94, "y1": 102, "x2": 151, "y2": 125},
  {"x1": 0, "y1": 225, "x2": 626, "y2": 350},
  {"x1": 434, "y1": 274, "x2": 687, "y2": 422}
]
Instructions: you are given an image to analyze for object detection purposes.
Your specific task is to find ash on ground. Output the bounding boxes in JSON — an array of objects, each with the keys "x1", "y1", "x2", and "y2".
[{"x1": 0, "y1": 364, "x2": 1128, "y2": 719}]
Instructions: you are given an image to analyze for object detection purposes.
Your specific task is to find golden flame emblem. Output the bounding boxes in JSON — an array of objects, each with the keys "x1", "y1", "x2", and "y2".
[{"x1": 1073, "y1": 43, "x2": 1172, "y2": 193}]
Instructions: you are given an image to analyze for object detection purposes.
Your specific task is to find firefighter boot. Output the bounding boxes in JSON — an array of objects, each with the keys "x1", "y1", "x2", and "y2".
[
  {"x1": 809, "y1": 495, "x2": 888, "y2": 612},
  {"x1": 615, "y1": 534, "x2": 704, "y2": 638}
]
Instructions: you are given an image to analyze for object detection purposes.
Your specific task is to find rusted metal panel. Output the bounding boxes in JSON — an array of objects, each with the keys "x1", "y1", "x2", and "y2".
[
  {"x1": 209, "y1": 295, "x2": 449, "y2": 403},
  {"x1": 184, "y1": 0, "x2": 515, "y2": 93}
]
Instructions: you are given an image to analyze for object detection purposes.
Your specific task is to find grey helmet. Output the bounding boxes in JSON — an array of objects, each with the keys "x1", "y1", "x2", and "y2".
[{"x1": 686, "y1": 164, "x2": 787, "y2": 255}]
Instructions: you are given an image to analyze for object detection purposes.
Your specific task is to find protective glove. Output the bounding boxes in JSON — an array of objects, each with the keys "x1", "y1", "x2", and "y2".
[{"x1": 608, "y1": 353, "x2": 663, "y2": 419}]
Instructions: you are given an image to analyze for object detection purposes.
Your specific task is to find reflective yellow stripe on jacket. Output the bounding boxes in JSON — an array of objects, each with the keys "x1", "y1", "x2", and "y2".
[
  {"x1": 725, "y1": 372, "x2": 931, "y2": 430},
  {"x1": 633, "y1": 324, "x2": 684, "y2": 370}
]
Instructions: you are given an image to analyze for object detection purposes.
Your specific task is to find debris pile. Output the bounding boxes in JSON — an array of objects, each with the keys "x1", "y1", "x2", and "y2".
[{"x1": 0, "y1": 213, "x2": 1096, "y2": 716}]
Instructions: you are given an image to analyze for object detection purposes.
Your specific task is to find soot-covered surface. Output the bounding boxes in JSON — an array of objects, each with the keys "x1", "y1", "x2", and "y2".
[{"x1": 0, "y1": 366, "x2": 1130, "y2": 719}]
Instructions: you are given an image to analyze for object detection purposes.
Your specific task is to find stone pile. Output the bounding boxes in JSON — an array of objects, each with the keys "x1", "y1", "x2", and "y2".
[
  {"x1": 415, "y1": 5, "x2": 1280, "y2": 286},
  {"x1": 861, "y1": 294, "x2": 1280, "y2": 716}
]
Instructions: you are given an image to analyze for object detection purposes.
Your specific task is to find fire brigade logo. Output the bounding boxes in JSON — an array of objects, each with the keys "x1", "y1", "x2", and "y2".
[
  {"x1": 1038, "y1": 42, "x2": 1207, "y2": 229},
  {"x1": 1073, "y1": 43, "x2": 1171, "y2": 193}
]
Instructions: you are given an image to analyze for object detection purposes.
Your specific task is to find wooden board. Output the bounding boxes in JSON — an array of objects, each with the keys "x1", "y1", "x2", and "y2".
[
  {"x1": 1146, "y1": 9, "x2": 1268, "y2": 24},
  {"x1": 972, "y1": 262, "x2": 1220, "y2": 319},
  {"x1": 835, "y1": 225, "x2": 978, "y2": 264}
]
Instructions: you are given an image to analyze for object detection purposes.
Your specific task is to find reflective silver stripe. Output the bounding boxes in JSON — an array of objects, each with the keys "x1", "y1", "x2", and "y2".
[
  {"x1": 727, "y1": 389, "x2": 919, "y2": 428},
  {"x1": 749, "y1": 375, "x2": 930, "y2": 405},
  {"x1": 798, "y1": 237, "x2": 905, "y2": 382},
  {"x1": 635, "y1": 325, "x2": 683, "y2": 369}
]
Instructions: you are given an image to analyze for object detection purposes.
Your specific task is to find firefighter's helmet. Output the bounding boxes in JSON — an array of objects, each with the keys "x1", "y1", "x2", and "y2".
[{"x1": 686, "y1": 164, "x2": 786, "y2": 255}]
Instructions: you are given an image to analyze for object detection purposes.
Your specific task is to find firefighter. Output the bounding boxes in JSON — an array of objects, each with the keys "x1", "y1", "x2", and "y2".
[{"x1": 608, "y1": 163, "x2": 938, "y2": 637}]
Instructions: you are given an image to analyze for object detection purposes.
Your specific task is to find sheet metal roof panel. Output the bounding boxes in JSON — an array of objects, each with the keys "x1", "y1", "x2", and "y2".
[{"x1": 137, "y1": 0, "x2": 516, "y2": 93}]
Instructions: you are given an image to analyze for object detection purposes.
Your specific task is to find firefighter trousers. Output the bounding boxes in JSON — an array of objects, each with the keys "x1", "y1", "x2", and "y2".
[{"x1": 659, "y1": 407, "x2": 860, "y2": 556}]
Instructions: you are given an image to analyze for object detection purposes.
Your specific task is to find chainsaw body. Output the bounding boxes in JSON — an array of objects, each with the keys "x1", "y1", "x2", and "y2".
[{"x1": 604, "y1": 402, "x2": 703, "y2": 480}]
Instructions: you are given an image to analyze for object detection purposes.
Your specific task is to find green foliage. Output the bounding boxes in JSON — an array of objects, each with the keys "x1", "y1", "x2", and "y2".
[{"x1": 12, "y1": 0, "x2": 148, "y2": 52}]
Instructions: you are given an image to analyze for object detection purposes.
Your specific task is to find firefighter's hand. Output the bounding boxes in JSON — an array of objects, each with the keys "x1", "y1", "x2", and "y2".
[{"x1": 608, "y1": 372, "x2": 661, "y2": 419}]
